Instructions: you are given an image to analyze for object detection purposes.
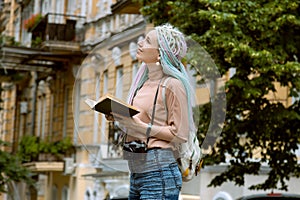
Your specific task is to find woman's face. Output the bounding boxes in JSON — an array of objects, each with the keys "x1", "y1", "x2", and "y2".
[{"x1": 136, "y1": 30, "x2": 159, "y2": 63}]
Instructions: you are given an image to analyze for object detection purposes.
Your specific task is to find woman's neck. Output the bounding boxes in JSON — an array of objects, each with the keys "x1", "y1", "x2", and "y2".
[{"x1": 147, "y1": 63, "x2": 164, "y2": 81}]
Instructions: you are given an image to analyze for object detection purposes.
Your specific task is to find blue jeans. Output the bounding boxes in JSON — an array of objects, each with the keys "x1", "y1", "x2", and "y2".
[{"x1": 127, "y1": 148, "x2": 182, "y2": 200}]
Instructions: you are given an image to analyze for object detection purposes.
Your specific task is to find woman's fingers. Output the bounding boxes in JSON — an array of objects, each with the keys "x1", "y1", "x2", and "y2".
[{"x1": 105, "y1": 113, "x2": 114, "y2": 121}]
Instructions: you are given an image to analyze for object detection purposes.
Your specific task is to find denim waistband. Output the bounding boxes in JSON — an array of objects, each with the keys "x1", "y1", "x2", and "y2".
[{"x1": 127, "y1": 148, "x2": 176, "y2": 173}]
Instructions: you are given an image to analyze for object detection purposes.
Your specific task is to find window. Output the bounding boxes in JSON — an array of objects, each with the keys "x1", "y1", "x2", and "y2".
[
  {"x1": 93, "y1": 73, "x2": 101, "y2": 143},
  {"x1": 22, "y1": 2, "x2": 34, "y2": 45},
  {"x1": 14, "y1": 16, "x2": 20, "y2": 42},
  {"x1": 96, "y1": 0, "x2": 112, "y2": 17},
  {"x1": 37, "y1": 95, "x2": 46, "y2": 139},
  {"x1": 19, "y1": 101, "x2": 28, "y2": 138},
  {"x1": 62, "y1": 186, "x2": 69, "y2": 200},
  {"x1": 55, "y1": 0, "x2": 64, "y2": 23},
  {"x1": 81, "y1": 0, "x2": 87, "y2": 17},
  {"x1": 41, "y1": 0, "x2": 50, "y2": 15},
  {"x1": 63, "y1": 86, "x2": 70, "y2": 138},
  {"x1": 103, "y1": 71, "x2": 108, "y2": 94},
  {"x1": 115, "y1": 67, "x2": 123, "y2": 99},
  {"x1": 73, "y1": 76, "x2": 81, "y2": 144},
  {"x1": 51, "y1": 185, "x2": 58, "y2": 200},
  {"x1": 37, "y1": 81, "x2": 47, "y2": 139},
  {"x1": 102, "y1": 22, "x2": 108, "y2": 38},
  {"x1": 67, "y1": 0, "x2": 76, "y2": 15}
]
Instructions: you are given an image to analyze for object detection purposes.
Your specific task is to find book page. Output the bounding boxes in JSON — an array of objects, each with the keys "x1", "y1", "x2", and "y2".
[{"x1": 84, "y1": 98, "x2": 97, "y2": 109}]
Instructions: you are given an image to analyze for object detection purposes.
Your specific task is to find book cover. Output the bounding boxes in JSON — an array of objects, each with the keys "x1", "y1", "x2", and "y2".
[{"x1": 85, "y1": 93, "x2": 140, "y2": 117}]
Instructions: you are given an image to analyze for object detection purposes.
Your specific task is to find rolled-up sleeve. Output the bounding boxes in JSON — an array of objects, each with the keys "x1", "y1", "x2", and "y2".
[
  {"x1": 166, "y1": 78, "x2": 189, "y2": 142},
  {"x1": 150, "y1": 78, "x2": 190, "y2": 143}
]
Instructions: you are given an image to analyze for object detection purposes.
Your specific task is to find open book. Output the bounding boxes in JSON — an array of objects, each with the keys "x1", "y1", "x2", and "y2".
[{"x1": 85, "y1": 93, "x2": 140, "y2": 117}]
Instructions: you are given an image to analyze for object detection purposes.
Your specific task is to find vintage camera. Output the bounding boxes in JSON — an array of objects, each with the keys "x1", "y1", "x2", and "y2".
[{"x1": 123, "y1": 140, "x2": 147, "y2": 160}]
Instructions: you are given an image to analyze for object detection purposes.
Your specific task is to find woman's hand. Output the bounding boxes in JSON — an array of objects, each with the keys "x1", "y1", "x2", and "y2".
[
  {"x1": 112, "y1": 113, "x2": 147, "y2": 134},
  {"x1": 105, "y1": 113, "x2": 115, "y2": 121}
]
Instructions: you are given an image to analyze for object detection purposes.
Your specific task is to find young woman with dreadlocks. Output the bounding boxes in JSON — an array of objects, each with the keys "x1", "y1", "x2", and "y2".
[{"x1": 109, "y1": 24, "x2": 196, "y2": 200}]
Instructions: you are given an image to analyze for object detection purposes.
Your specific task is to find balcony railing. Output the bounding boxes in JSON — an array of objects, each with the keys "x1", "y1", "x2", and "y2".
[{"x1": 29, "y1": 13, "x2": 85, "y2": 48}]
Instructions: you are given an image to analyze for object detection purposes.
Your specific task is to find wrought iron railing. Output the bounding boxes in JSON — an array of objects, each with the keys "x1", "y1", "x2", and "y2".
[{"x1": 30, "y1": 13, "x2": 85, "y2": 44}]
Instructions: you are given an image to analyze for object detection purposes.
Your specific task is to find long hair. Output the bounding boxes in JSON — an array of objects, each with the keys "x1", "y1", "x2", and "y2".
[{"x1": 127, "y1": 24, "x2": 196, "y2": 132}]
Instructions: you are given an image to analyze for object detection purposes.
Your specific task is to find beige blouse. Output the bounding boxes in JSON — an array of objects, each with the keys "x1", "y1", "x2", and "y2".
[{"x1": 127, "y1": 65, "x2": 190, "y2": 150}]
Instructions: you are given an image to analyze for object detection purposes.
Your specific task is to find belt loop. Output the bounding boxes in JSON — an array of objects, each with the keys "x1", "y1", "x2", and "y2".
[{"x1": 154, "y1": 148, "x2": 159, "y2": 163}]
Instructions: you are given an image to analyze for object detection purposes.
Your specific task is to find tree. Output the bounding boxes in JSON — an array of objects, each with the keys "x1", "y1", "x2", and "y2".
[
  {"x1": 0, "y1": 141, "x2": 34, "y2": 193},
  {"x1": 136, "y1": 0, "x2": 300, "y2": 191}
]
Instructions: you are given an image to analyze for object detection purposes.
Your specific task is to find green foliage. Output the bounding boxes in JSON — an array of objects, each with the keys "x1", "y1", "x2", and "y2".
[
  {"x1": 17, "y1": 135, "x2": 40, "y2": 162},
  {"x1": 0, "y1": 140, "x2": 34, "y2": 193},
  {"x1": 31, "y1": 37, "x2": 43, "y2": 48},
  {"x1": 0, "y1": 35, "x2": 21, "y2": 46},
  {"x1": 17, "y1": 136, "x2": 74, "y2": 162},
  {"x1": 137, "y1": 0, "x2": 300, "y2": 191}
]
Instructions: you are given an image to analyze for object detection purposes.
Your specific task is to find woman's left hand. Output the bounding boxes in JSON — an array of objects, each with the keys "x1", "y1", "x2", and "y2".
[{"x1": 112, "y1": 113, "x2": 147, "y2": 134}]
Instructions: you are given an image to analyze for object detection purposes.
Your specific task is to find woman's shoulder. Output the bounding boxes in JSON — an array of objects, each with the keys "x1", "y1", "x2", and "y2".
[
  {"x1": 163, "y1": 76, "x2": 184, "y2": 88},
  {"x1": 163, "y1": 76, "x2": 185, "y2": 94}
]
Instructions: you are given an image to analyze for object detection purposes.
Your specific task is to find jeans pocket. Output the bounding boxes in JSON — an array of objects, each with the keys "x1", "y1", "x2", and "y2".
[{"x1": 169, "y1": 162, "x2": 182, "y2": 190}]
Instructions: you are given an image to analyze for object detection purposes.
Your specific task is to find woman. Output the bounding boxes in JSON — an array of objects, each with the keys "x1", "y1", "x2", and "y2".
[{"x1": 111, "y1": 24, "x2": 195, "y2": 200}]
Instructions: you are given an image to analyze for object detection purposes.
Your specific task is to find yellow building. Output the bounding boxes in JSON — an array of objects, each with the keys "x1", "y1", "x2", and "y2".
[{"x1": 0, "y1": 0, "x2": 147, "y2": 199}]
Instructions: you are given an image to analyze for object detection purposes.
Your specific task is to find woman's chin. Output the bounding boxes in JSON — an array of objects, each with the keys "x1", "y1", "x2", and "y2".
[{"x1": 136, "y1": 55, "x2": 143, "y2": 62}]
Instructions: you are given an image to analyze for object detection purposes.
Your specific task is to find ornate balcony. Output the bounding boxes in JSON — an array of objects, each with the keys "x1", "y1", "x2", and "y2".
[{"x1": 29, "y1": 13, "x2": 85, "y2": 51}]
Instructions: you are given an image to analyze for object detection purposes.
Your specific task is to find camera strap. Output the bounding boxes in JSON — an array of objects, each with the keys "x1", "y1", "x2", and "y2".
[{"x1": 146, "y1": 78, "x2": 164, "y2": 144}]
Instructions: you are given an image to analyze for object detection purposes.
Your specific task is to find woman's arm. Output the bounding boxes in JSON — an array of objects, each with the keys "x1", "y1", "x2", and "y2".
[
  {"x1": 115, "y1": 78, "x2": 190, "y2": 143},
  {"x1": 149, "y1": 78, "x2": 189, "y2": 143}
]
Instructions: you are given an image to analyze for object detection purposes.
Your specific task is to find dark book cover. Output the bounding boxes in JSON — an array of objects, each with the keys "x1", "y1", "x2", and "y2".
[{"x1": 85, "y1": 93, "x2": 139, "y2": 117}]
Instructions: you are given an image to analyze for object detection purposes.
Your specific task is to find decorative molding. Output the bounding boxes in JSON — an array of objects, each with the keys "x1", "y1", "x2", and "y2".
[{"x1": 129, "y1": 42, "x2": 137, "y2": 60}]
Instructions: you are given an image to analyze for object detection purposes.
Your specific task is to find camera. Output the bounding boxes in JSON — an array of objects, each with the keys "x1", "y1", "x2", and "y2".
[{"x1": 123, "y1": 140, "x2": 147, "y2": 160}]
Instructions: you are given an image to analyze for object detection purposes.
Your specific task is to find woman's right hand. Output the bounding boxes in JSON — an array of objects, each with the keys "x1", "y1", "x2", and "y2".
[{"x1": 105, "y1": 113, "x2": 114, "y2": 121}]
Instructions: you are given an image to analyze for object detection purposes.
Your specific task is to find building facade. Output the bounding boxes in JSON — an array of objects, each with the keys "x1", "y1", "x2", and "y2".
[
  {"x1": 0, "y1": 0, "x2": 147, "y2": 199},
  {"x1": 0, "y1": 0, "x2": 299, "y2": 200}
]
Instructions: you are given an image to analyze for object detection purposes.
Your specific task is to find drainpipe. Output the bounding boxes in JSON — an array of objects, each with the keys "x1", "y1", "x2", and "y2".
[{"x1": 31, "y1": 72, "x2": 38, "y2": 136}]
